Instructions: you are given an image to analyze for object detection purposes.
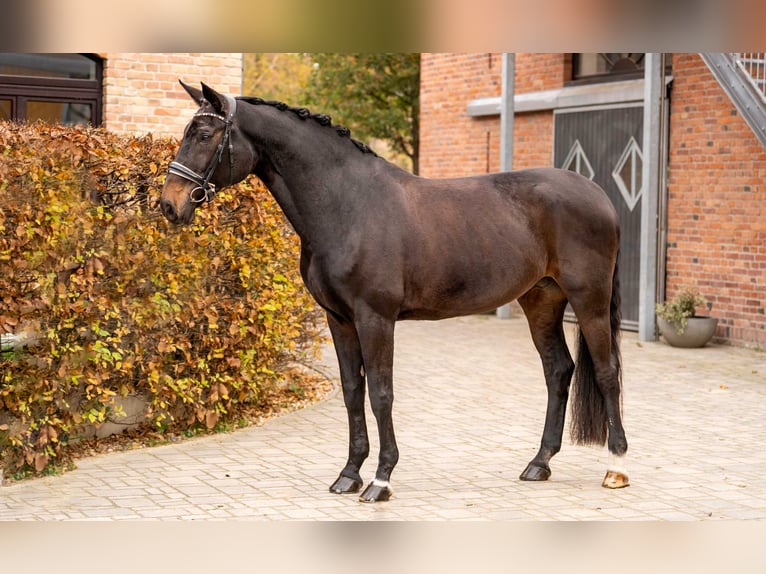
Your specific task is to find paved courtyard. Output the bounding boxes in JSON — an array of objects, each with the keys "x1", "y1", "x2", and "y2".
[{"x1": 1, "y1": 314, "x2": 765, "y2": 520}]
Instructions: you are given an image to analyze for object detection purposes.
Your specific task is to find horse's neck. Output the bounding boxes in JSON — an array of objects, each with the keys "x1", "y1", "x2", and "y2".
[
  {"x1": 262, "y1": 164, "x2": 376, "y2": 250},
  {"x1": 260, "y1": 173, "x2": 316, "y2": 243},
  {"x1": 244, "y1": 109, "x2": 385, "y2": 248}
]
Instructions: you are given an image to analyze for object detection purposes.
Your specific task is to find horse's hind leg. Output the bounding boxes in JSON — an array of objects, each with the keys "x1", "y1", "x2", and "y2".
[
  {"x1": 571, "y1": 310, "x2": 629, "y2": 488},
  {"x1": 327, "y1": 313, "x2": 369, "y2": 495},
  {"x1": 517, "y1": 279, "x2": 574, "y2": 482},
  {"x1": 565, "y1": 271, "x2": 629, "y2": 489}
]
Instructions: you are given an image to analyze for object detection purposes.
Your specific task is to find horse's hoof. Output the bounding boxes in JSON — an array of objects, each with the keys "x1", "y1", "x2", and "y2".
[
  {"x1": 519, "y1": 463, "x2": 551, "y2": 481},
  {"x1": 602, "y1": 471, "x2": 630, "y2": 489},
  {"x1": 329, "y1": 474, "x2": 363, "y2": 494},
  {"x1": 359, "y1": 481, "x2": 392, "y2": 503}
]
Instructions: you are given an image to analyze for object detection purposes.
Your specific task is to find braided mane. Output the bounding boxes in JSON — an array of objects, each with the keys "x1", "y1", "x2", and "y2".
[{"x1": 238, "y1": 96, "x2": 378, "y2": 157}]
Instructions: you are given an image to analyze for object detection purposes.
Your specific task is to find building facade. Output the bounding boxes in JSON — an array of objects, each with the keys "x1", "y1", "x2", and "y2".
[
  {"x1": 420, "y1": 53, "x2": 766, "y2": 348},
  {"x1": 0, "y1": 53, "x2": 243, "y2": 137}
]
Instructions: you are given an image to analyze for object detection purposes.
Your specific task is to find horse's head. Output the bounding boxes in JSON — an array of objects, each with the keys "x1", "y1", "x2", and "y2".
[{"x1": 160, "y1": 81, "x2": 253, "y2": 224}]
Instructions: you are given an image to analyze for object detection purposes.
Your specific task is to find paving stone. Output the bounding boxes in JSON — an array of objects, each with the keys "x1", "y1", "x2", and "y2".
[{"x1": 1, "y1": 315, "x2": 765, "y2": 520}]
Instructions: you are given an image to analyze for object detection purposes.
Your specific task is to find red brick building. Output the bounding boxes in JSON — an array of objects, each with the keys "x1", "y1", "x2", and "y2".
[{"x1": 420, "y1": 53, "x2": 766, "y2": 348}]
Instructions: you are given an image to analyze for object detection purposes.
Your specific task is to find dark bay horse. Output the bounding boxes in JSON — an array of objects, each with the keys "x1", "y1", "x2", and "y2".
[{"x1": 160, "y1": 81, "x2": 629, "y2": 502}]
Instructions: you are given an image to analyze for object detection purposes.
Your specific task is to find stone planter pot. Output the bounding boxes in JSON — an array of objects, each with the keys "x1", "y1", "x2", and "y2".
[{"x1": 657, "y1": 315, "x2": 718, "y2": 348}]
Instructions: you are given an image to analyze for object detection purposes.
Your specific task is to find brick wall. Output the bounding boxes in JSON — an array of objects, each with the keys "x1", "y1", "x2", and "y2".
[
  {"x1": 513, "y1": 53, "x2": 567, "y2": 170},
  {"x1": 420, "y1": 53, "x2": 565, "y2": 177},
  {"x1": 103, "y1": 53, "x2": 243, "y2": 137},
  {"x1": 420, "y1": 53, "x2": 502, "y2": 177},
  {"x1": 515, "y1": 53, "x2": 568, "y2": 94},
  {"x1": 666, "y1": 53, "x2": 766, "y2": 348}
]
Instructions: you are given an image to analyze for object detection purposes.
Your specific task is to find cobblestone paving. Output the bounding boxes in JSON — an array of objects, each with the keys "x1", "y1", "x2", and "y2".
[{"x1": 2, "y1": 315, "x2": 765, "y2": 520}]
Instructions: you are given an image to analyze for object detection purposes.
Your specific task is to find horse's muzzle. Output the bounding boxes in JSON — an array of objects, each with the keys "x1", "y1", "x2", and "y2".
[
  {"x1": 160, "y1": 198, "x2": 180, "y2": 223},
  {"x1": 160, "y1": 179, "x2": 197, "y2": 224},
  {"x1": 160, "y1": 198, "x2": 196, "y2": 225}
]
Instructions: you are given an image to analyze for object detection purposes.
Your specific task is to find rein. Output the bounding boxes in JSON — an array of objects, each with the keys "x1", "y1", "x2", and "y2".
[{"x1": 167, "y1": 95, "x2": 237, "y2": 203}]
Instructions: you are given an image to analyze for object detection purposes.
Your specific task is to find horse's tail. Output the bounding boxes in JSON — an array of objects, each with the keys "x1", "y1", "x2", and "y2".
[{"x1": 570, "y1": 249, "x2": 622, "y2": 446}]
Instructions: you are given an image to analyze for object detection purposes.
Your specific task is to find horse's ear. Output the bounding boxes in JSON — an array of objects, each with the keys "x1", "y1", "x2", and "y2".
[
  {"x1": 179, "y1": 79, "x2": 204, "y2": 105},
  {"x1": 201, "y1": 82, "x2": 227, "y2": 116}
]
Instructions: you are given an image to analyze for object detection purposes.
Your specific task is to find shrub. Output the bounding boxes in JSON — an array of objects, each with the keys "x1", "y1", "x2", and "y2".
[{"x1": 0, "y1": 121, "x2": 320, "y2": 474}]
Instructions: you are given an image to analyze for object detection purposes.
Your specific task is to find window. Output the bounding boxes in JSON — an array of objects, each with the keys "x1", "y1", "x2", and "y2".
[
  {"x1": 0, "y1": 53, "x2": 102, "y2": 126},
  {"x1": 570, "y1": 53, "x2": 645, "y2": 84}
]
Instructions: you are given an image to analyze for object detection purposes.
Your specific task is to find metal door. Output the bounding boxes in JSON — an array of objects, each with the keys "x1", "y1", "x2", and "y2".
[{"x1": 554, "y1": 104, "x2": 643, "y2": 329}]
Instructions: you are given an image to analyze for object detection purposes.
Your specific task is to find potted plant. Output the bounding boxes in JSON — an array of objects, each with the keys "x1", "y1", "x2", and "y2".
[{"x1": 655, "y1": 287, "x2": 718, "y2": 348}]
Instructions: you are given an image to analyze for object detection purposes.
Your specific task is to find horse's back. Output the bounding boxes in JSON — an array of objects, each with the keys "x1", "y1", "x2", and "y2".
[
  {"x1": 403, "y1": 167, "x2": 619, "y2": 256},
  {"x1": 405, "y1": 167, "x2": 616, "y2": 222},
  {"x1": 490, "y1": 168, "x2": 618, "y2": 226}
]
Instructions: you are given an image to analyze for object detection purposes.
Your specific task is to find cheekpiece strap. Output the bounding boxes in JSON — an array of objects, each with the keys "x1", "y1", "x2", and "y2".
[{"x1": 166, "y1": 95, "x2": 238, "y2": 204}]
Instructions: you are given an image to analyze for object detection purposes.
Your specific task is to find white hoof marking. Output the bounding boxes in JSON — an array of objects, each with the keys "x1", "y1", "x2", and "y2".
[{"x1": 608, "y1": 453, "x2": 628, "y2": 475}]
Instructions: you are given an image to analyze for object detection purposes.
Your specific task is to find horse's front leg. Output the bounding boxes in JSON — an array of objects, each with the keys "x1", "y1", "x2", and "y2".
[
  {"x1": 327, "y1": 313, "x2": 369, "y2": 495},
  {"x1": 355, "y1": 310, "x2": 398, "y2": 503}
]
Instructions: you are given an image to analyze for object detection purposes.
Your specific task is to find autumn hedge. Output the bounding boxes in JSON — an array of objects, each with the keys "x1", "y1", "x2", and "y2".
[{"x1": 0, "y1": 121, "x2": 320, "y2": 475}]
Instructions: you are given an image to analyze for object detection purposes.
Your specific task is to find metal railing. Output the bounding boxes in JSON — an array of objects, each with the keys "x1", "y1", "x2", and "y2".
[
  {"x1": 700, "y1": 52, "x2": 766, "y2": 148},
  {"x1": 734, "y1": 52, "x2": 766, "y2": 104}
]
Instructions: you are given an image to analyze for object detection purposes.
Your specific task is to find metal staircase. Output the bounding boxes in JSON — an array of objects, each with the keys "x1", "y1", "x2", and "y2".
[{"x1": 700, "y1": 53, "x2": 766, "y2": 148}]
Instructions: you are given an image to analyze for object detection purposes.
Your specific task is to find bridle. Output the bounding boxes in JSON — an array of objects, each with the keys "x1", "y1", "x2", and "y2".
[{"x1": 167, "y1": 95, "x2": 237, "y2": 204}]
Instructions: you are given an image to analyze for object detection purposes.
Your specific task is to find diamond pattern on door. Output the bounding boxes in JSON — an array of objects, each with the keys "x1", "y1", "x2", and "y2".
[
  {"x1": 612, "y1": 136, "x2": 644, "y2": 211},
  {"x1": 554, "y1": 105, "x2": 643, "y2": 329},
  {"x1": 561, "y1": 140, "x2": 595, "y2": 180}
]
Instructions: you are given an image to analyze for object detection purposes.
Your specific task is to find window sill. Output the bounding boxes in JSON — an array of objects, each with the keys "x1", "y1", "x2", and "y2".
[{"x1": 466, "y1": 76, "x2": 673, "y2": 117}]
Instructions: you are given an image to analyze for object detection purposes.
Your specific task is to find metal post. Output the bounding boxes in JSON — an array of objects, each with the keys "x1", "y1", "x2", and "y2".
[
  {"x1": 500, "y1": 53, "x2": 515, "y2": 172},
  {"x1": 497, "y1": 53, "x2": 515, "y2": 319},
  {"x1": 638, "y1": 53, "x2": 665, "y2": 341}
]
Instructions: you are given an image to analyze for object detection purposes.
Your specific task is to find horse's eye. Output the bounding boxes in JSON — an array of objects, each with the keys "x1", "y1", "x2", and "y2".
[{"x1": 200, "y1": 133, "x2": 211, "y2": 142}]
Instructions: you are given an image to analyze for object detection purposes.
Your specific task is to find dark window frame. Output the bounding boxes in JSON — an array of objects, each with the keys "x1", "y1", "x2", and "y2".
[
  {"x1": 567, "y1": 53, "x2": 646, "y2": 86},
  {"x1": 0, "y1": 54, "x2": 103, "y2": 126}
]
